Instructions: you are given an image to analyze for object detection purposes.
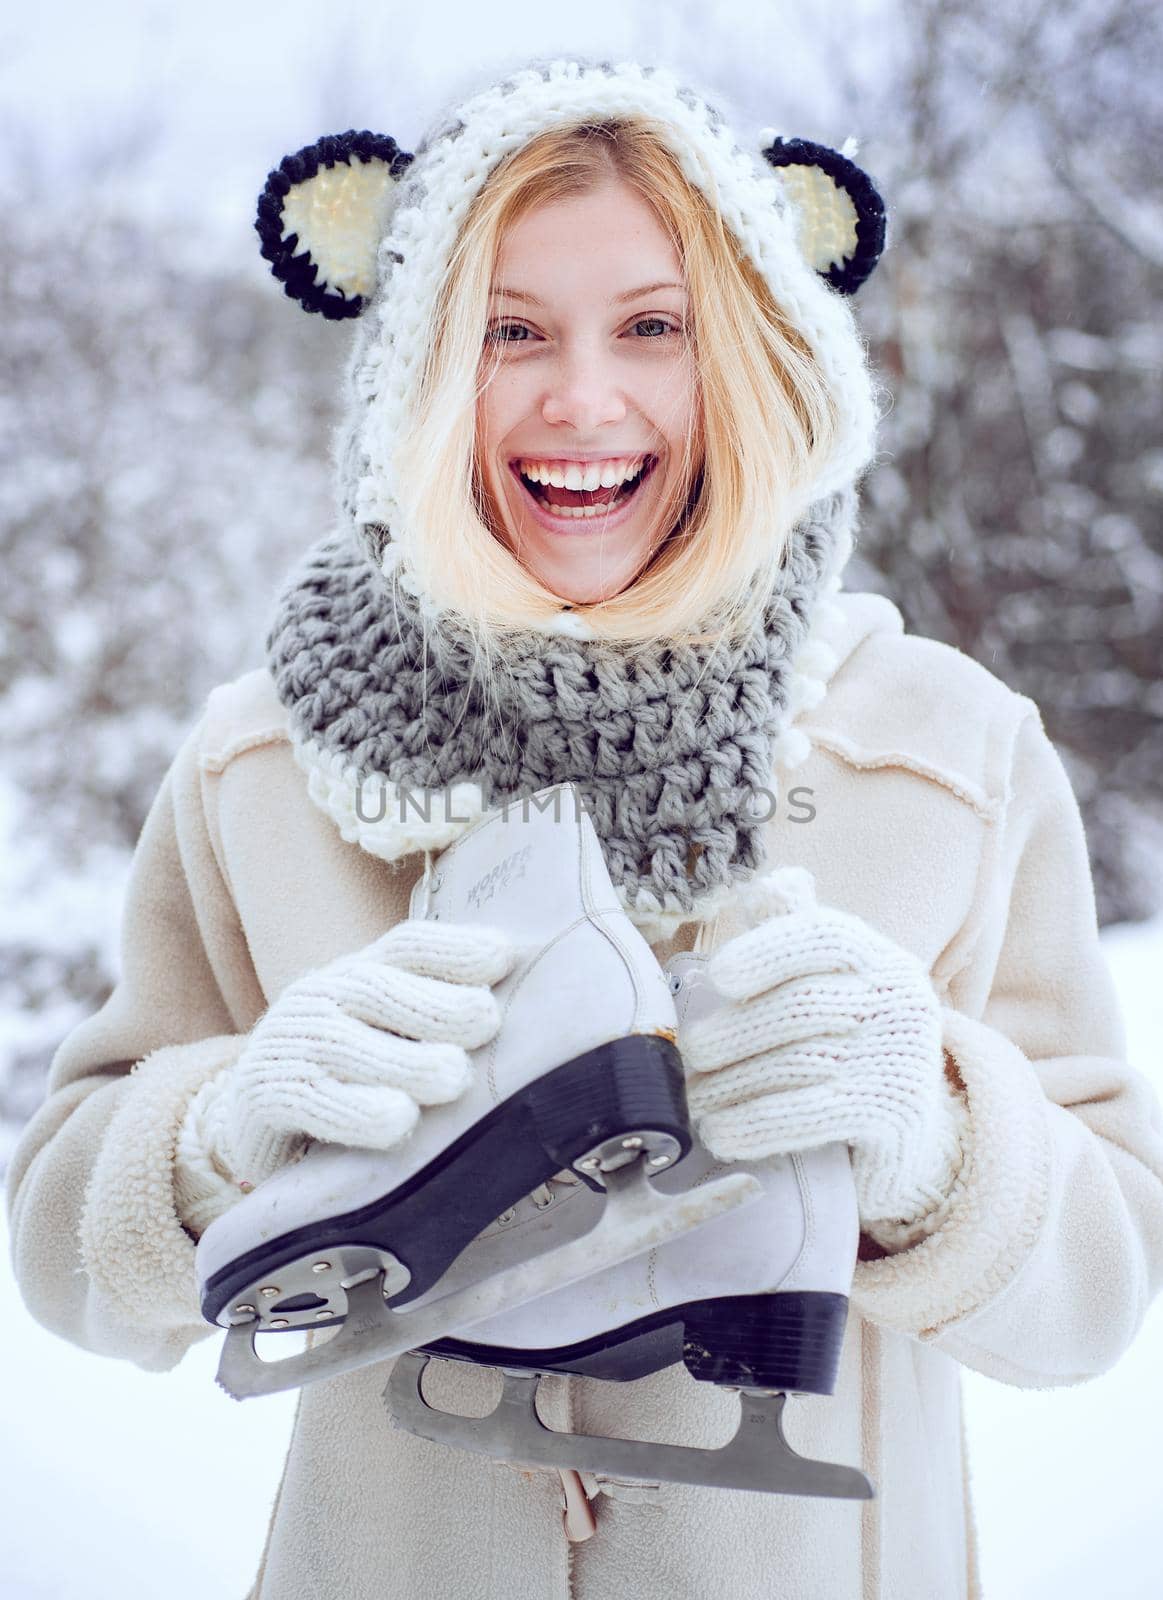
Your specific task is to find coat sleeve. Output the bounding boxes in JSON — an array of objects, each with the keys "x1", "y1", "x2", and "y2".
[
  {"x1": 4, "y1": 714, "x2": 267, "y2": 1373},
  {"x1": 849, "y1": 701, "x2": 1163, "y2": 1386}
]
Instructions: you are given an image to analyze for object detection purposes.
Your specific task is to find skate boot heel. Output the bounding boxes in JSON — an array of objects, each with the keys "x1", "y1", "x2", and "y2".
[
  {"x1": 525, "y1": 1031, "x2": 690, "y2": 1179},
  {"x1": 681, "y1": 1291, "x2": 849, "y2": 1395}
]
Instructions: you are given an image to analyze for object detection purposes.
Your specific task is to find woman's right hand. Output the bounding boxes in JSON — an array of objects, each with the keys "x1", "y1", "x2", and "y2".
[{"x1": 174, "y1": 919, "x2": 518, "y2": 1231}]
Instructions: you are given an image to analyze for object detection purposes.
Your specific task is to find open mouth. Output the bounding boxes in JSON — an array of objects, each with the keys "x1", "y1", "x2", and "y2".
[{"x1": 510, "y1": 455, "x2": 658, "y2": 520}]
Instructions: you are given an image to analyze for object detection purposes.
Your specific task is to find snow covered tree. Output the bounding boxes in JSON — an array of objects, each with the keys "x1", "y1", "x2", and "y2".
[
  {"x1": 0, "y1": 199, "x2": 341, "y2": 1137},
  {"x1": 851, "y1": 0, "x2": 1163, "y2": 924}
]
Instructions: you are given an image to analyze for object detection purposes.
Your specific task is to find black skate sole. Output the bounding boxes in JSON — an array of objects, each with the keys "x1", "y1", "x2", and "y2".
[
  {"x1": 422, "y1": 1291, "x2": 850, "y2": 1396},
  {"x1": 201, "y1": 1032, "x2": 689, "y2": 1326}
]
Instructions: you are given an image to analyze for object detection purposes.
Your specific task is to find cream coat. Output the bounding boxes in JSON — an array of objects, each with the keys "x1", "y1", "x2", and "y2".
[{"x1": 8, "y1": 590, "x2": 1163, "y2": 1600}]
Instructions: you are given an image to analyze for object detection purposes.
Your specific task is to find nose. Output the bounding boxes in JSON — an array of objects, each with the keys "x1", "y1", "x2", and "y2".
[{"x1": 540, "y1": 344, "x2": 627, "y2": 431}]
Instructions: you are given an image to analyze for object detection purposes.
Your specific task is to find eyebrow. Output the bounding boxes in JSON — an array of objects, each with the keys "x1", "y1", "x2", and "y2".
[{"x1": 490, "y1": 280, "x2": 687, "y2": 307}]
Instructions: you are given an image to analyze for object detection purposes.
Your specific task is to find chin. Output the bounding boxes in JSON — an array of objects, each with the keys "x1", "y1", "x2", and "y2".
[
  {"x1": 532, "y1": 549, "x2": 648, "y2": 606},
  {"x1": 482, "y1": 477, "x2": 674, "y2": 606}
]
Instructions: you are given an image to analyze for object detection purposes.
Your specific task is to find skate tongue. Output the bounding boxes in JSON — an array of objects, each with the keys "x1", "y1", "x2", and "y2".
[{"x1": 214, "y1": 1164, "x2": 761, "y2": 1400}]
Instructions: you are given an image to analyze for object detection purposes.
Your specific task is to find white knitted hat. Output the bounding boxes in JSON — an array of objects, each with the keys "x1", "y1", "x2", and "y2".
[{"x1": 256, "y1": 56, "x2": 888, "y2": 586}]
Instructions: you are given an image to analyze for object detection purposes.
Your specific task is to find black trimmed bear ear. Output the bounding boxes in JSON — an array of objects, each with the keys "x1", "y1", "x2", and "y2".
[
  {"x1": 255, "y1": 131, "x2": 414, "y2": 320},
  {"x1": 759, "y1": 135, "x2": 886, "y2": 295}
]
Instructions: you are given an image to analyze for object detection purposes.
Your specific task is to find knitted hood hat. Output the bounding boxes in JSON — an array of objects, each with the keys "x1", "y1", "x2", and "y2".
[{"x1": 257, "y1": 57, "x2": 888, "y2": 937}]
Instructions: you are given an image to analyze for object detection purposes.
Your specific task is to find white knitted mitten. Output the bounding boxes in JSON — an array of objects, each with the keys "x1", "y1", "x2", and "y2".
[
  {"x1": 683, "y1": 867, "x2": 969, "y2": 1233},
  {"x1": 173, "y1": 919, "x2": 517, "y2": 1236}
]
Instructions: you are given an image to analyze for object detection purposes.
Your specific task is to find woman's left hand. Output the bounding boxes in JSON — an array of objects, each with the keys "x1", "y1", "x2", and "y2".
[{"x1": 682, "y1": 866, "x2": 969, "y2": 1232}]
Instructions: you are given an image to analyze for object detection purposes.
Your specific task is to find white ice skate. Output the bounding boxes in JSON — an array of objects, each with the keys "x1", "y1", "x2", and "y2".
[
  {"x1": 197, "y1": 786, "x2": 760, "y2": 1399},
  {"x1": 383, "y1": 951, "x2": 874, "y2": 1501}
]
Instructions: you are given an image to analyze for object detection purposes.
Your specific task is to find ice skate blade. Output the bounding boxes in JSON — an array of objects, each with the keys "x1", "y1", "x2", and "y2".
[
  {"x1": 214, "y1": 1163, "x2": 761, "y2": 1400},
  {"x1": 387, "y1": 1354, "x2": 874, "y2": 1500}
]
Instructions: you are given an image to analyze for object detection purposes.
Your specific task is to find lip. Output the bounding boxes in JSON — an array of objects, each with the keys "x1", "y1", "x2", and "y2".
[
  {"x1": 507, "y1": 456, "x2": 659, "y2": 537},
  {"x1": 509, "y1": 451, "x2": 654, "y2": 465}
]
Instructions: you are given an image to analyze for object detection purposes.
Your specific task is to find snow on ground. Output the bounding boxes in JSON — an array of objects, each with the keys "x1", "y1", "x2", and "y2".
[
  {"x1": 962, "y1": 912, "x2": 1163, "y2": 1600},
  {"x1": 0, "y1": 1268, "x2": 298, "y2": 1598},
  {"x1": 1, "y1": 915, "x2": 1160, "y2": 1598}
]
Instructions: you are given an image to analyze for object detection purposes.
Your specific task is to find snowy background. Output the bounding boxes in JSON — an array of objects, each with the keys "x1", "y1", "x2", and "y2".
[{"x1": 2, "y1": 0, "x2": 1161, "y2": 1595}]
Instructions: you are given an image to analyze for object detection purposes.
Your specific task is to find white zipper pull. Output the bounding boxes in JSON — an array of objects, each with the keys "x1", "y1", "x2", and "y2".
[{"x1": 559, "y1": 1468, "x2": 597, "y2": 1542}]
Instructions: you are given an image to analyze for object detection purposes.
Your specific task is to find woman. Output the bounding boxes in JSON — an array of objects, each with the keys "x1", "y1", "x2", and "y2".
[{"x1": 8, "y1": 56, "x2": 1163, "y2": 1600}]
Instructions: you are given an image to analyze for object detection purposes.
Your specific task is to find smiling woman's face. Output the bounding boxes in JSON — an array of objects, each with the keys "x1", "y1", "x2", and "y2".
[{"x1": 475, "y1": 177, "x2": 704, "y2": 605}]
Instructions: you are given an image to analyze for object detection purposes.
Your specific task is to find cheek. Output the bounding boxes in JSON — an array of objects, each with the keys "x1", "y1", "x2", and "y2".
[
  {"x1": 475, "y1": 389, "x2": 497, "y2": 468},
  {"x1": 650, "y1": 365, "x2": 701, "y2": 458},
  {"x1": 478, "y1": 368, "x2": 531, "y2": 449}
]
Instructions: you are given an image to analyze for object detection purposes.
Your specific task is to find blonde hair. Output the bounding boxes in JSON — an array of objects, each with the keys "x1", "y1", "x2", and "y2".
[{"x1": 392, "y1": 117, "x2": 839, "y2": 663}]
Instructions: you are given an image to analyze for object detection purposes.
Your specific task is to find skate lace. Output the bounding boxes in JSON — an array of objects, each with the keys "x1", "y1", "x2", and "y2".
[{"x1": 494, "y1": 1169, "x2": 581, "y2": 1226}]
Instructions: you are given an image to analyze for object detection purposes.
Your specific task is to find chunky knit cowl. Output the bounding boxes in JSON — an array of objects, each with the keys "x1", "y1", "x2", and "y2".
[{"x1": 265, "y1": 487, "x2": 856, "y2": 941}]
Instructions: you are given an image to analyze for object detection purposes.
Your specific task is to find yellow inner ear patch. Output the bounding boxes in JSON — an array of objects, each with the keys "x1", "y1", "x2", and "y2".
[
  {"x1": 776, "y1": 164, "x2": 860, "y2": 275},
  {"x1": 280, "y1": 159, "x2": 397, "y2": 300}
]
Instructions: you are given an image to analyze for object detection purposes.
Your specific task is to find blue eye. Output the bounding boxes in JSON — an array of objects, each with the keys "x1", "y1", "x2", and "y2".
[
  {"x1": 485, "y1": 321, "x2": 532, "y2": 344},
  {"x1": 633, "y1": 317, "x2": 678, "y2": 338}
]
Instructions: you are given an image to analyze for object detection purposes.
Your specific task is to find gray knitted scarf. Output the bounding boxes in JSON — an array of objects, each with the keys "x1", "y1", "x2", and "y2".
[{"x1": 265, "y1": 487, "x2": 855, "y2": 931}]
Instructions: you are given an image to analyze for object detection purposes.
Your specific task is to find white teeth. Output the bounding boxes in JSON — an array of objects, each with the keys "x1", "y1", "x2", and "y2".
[
  {"x1": 517, "y1": 455, "x2": 646, "y2": 491},
  {"x1": 539, "y1": 501, "x2": 617, "y2": 519}
]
